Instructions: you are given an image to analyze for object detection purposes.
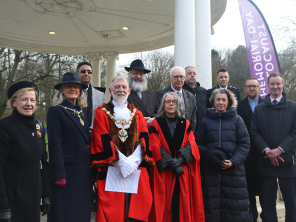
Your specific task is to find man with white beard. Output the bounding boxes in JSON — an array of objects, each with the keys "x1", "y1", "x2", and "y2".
[
  {"x1": 126, "y1": 59, "x2": 159, "y2": 127},
  {"x1": 90, "y1": 75, "x2": 154, "y2": 222}
]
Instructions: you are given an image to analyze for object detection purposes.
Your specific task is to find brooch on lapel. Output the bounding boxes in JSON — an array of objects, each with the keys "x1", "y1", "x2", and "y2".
[{"x1": 36, "y1": 123, "x2": 42, "y2": 138}]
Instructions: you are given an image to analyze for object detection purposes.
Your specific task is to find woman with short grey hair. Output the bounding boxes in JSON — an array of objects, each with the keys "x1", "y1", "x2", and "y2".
[{"x1": 149, "y1": 92, "x2": 204, "y2": 221}]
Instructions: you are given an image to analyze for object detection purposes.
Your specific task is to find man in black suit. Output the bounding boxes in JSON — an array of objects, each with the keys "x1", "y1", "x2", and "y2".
[
  {"x1": 155, "y1": 66, "x2": 197, "y2": 133},
  {"x1": 251, "y1": 72, "x2": 296, "y2": 222},
  {"x1": 237, "y1": 77, "x2": 264, "y2": 222},
  {"x1": 182, "y1": 66, "x2": 207, "y2": 131},
  {"x1": 207, "y1": 69, "x2": 241, "y2": 108},
  {"x1": 77, "y1": 62, "x2": 105, "y2": 130},
  {"x1": 126, "y1": 59, "x2": 159, "y2": 127}
]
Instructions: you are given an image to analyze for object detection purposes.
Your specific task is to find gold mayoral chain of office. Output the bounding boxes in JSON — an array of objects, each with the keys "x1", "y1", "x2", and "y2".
[
  {"x1": 58, "y1": 105, "x2": 84, "y2": 126},
  {"x1": 101, "y1": 107, "x2": 136, "y2": 143}
]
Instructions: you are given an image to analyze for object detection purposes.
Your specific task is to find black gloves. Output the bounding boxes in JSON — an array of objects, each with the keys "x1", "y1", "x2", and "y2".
[
  {"x1": 168, "y1": 155, "x2": 186, "y2": 176},
  {"x1": 0, "y1": 208, "x2": 11, "y2": 222},
  {"x1": 41, "y1": 197, "x2": 50, "y2": 216}
]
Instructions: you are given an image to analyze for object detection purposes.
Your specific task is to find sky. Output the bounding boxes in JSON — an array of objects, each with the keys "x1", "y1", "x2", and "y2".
[{"x1": 118, "y1": 0, "x2": 295, "y2": 67}]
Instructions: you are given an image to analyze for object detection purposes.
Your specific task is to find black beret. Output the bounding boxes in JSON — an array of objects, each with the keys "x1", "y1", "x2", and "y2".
[
  {"x1": 205, "y1": 147, "x2": 231, "y2": 172},
  {"x1": 7, "y1": 81, "x2": 39, "y2": 99}
]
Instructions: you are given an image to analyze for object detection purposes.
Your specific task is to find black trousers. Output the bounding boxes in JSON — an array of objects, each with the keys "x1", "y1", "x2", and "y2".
[
  {"x1": 246, "y1": 171, "x2": 259, "y2": 222},
  {"x1": 259, "y1": 176, "x2": 296, "y2": 222}
]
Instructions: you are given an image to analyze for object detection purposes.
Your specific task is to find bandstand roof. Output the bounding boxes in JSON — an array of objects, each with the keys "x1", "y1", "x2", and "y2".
[{"x1": 0, "y1": 0, "x2": 227, "y2": 55}]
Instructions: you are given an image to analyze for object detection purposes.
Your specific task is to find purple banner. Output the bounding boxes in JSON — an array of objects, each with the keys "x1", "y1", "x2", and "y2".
[{"x1": 238, "y1": 0, "x2": 280, "y2": 98}]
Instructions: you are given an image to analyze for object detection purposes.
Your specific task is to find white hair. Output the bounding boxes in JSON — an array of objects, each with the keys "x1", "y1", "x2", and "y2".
[{"x1": 170, "y1": 66, "x2": 185, "y2": 77}]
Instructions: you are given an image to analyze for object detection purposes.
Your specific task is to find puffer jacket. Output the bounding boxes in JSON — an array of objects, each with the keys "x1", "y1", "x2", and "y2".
[{"x1": 196, "y1": 107, "x2": 251, "y2": 222}]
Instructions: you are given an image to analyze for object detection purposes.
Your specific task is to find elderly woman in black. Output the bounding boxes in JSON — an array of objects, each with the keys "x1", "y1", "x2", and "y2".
[
  {"x1": 47, "y1": 72, "x2": 91, "y2": 222},
  {"x1": 196, "y1": 88, "x2": 251, "y2": 222},
  {"x1": 0, "y1": 81, "x2": 51, "y2": 222}
]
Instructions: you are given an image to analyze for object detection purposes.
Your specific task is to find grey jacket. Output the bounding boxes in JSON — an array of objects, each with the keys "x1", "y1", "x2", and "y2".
[
  {"x1": 250, "y1": 93, "x2": 296, "y2": 177},
  {"x1": 155, "y1": 85, "x2": 197, "y2": 133},
  {"x1": 90, "y1": 87, "x2": 105, "y2": 129}
]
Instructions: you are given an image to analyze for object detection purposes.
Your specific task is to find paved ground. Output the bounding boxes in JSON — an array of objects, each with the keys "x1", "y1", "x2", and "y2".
[{"x1": 41, "y1": 201, "x2": 286, "y2": 222}]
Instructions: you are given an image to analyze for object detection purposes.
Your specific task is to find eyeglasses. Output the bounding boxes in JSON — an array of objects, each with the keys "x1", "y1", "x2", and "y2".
[
  {"x1": 80, "y1": 70, "x2": 92, "y2": 74},
  {"x1": 172, "y1": 75, "x2": 185, "y2": 80},
  {"x1": 164, "y1": 100, "x2": 177, "y2": 104},
  {"x1": 129, "y1": 72, "x2": 144, "y2": 77},
  {"x1": 245, "y1": 85, "x2": 259, "y2": 89}
]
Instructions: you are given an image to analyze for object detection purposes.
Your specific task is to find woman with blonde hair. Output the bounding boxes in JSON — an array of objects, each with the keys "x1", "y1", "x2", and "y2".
[
  {"x1": 0, "y1": 81, "x2": 51, "y2": 222},
  {"x1": 47, "y1": 72, "x2": 91, "y2": 222}
]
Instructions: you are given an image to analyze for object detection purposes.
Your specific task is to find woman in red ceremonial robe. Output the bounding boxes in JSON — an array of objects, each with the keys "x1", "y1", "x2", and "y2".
[{"x1": 148, "y1": 92, "x2": 205, "y2": 222}]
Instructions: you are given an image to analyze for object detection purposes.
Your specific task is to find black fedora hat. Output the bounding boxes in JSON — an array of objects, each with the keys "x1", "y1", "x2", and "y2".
[
  {"x1": 125, "y1": 59, "x2": 151, "y2": 74},
  {"x1": 7, "y1": 81, "x2": 39, "y2": 99},
  {"x1": 54, "y1": 72, "x2": 88, "y2": 90},
  {"x1": 205, "y1": 147, "x2": 231, "y2": 172}
]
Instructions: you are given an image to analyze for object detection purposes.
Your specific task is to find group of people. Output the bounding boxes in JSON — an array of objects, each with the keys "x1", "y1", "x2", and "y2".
[{"x1": 0, "y1": 59, "x2": 295, "y2": 222}]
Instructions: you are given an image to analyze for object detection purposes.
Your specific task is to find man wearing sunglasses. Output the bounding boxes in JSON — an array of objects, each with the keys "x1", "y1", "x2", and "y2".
[
  {"x1": 126, "y1": 59, "x2": 159, "y2": 128},
  {"x1": 155, "y1": 66, "x2": 197, "y2": 133},
  {"x1": 77, "y1": 62, "x2": 105, "y2": 130},
  {"x1": 237, "y1": 77, "x2": 264, "y2": 222}
]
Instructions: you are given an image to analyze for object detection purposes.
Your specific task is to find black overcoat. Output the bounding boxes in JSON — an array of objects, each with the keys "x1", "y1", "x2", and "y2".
[
  {"x1": 196, "y1": 108, "x2": 251, "y2": 222},
  {"x1": 183, "y1": 82, "x2": 207, "y2": 131},
  {"x1": 127, "y1": 89, "x2": 159, "y2": 117},
  {"x1": 0, "y1": 110, "x2": 51, "y2": 222},
  {"x1": 250, "y1": 93, "x2": 296, "y2": 177},
  {"x1": 46, "y1": 100, "x2": 91, "y2": 222}
]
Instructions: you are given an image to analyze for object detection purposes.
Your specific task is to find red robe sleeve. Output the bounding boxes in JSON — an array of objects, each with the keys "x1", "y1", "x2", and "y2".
[
  {"x1": 90, "y1": 107, "x2": 118, "y2": 166},
  {"x1": 136, "y1": 110, "x2": 154, "y2": 164}
]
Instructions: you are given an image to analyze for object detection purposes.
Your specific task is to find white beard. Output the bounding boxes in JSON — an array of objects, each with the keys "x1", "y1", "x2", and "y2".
[
  {"x1": 128, "y1": 76, "x2": 148, "y2": 92},
  {"x1": 112, "y1": 92, "x2": 128, "y2": 105},
  {"x1": 112, "y1": 98, "x2": 132, "y2": 129}
]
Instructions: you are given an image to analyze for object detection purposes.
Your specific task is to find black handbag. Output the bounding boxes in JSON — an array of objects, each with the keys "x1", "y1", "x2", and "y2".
[{"x1": 263, "y1": 155, "x2": 295, "y2": 166}]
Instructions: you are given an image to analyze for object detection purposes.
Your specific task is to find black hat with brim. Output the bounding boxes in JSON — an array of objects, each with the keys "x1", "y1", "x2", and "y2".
[
  {"x1": 7, "y1": 81, "x2": 39, "y2": 99},
  {"x1": 54, "y1": 72, "x2": 88, "y2": 90},
  {"x1": 205, "y1": 147, "x2": 231, "y2": 172},
  {"x1": 125, "y1": 59, "x2": 151, "y2": 74}
]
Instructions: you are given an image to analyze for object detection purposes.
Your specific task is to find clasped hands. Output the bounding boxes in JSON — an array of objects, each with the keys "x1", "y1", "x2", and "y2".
[
  {"x1": 168, "y1": 155, "x2": 186, "y2": 176},
  {"x1": 113, "y1": 144, "x2": 143, "y2": 178},
  {"x1": 265, "y1": 148, "x2": 284, "y2": 166}
]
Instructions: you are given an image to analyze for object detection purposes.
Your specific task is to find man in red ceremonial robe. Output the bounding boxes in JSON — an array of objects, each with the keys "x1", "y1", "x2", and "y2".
[
  {"x1": 90, "y1": 75, "x2": 154, "y2": 222},
  {"x1": 148, "y1": 98, "x2": 205, "y2": 222}
]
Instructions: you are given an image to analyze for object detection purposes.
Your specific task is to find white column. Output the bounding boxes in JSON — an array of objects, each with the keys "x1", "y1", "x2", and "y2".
[
  {"x1": 88, "y1": 53, "x2": 103, "y2": 87},
  {"x1": 195, "y1": 0, "x2": 212, "y2": 89},
  {"x1": 174, "y1": 0, "x2": 196, "y2": 68},
  {"x1": 104, "y1": 52, "x2": 119, "y2": 102}
]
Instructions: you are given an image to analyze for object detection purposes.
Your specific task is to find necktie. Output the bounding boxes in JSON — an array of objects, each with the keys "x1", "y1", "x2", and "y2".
[
  {"x1": 176, "y1": 91, "x2": 181, "y2": 97},
  {"x1": 273, "y1": 100, "x2": 278, "y2": 106},
  {"x1": 137, "y1": 91, "x2": 142, "y2": 100}
]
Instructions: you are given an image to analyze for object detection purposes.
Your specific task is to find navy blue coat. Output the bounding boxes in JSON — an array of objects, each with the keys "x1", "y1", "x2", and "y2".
[
  {"x1": 46, "y1": 100, "x2": 91, "y2": 222},
  {"x1": 196, "y1": 108, "x2": 251, "y2": 222}
]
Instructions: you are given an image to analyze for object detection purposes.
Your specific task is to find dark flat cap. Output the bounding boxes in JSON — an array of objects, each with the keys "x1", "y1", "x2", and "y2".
[{"x1": 7, "y1": 81, "x2": 39, "y2": 99}]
